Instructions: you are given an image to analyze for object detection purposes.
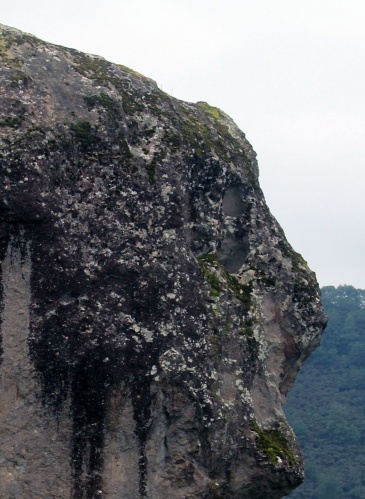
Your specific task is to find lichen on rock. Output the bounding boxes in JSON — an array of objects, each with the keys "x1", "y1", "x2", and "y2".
[{"x1": 0, "y1": 23, "x2": 326, "y2": 498}]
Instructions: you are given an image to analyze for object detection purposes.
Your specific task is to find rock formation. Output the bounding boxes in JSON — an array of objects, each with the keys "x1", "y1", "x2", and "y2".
[{"x1": 0, "y1": 24, "x2": 326, "y2": 498}]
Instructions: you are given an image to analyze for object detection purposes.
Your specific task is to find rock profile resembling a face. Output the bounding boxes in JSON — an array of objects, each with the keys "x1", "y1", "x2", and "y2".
[{"x1": 0, "y1": 24, "x2": 326, "y2": 499}]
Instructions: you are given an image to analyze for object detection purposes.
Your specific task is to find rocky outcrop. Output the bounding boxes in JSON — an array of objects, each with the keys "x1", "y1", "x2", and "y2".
[{"x1": 0, "y1": 24, "x2": 326, "y2": 498}]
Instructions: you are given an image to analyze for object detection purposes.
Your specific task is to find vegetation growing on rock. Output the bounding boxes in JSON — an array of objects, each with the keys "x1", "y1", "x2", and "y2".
[{"x1": 251, "y1": 420, "x2": 296, "y2": 466}]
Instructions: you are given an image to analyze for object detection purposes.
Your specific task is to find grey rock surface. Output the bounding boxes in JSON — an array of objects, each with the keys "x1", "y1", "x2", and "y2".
[{"x1": 0, "y1": 24, "x2": 326, "y2": 498}]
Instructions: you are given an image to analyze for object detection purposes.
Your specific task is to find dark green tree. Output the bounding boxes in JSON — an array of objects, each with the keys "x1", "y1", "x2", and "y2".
[{"x1": 285, "y1": 285, "x2": 365, "y2": 498}]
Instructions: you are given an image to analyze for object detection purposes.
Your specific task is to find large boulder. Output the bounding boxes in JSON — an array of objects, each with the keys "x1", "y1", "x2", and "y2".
[{"x1": 0, "y1": 24, "x2": 326, "y2": 498}]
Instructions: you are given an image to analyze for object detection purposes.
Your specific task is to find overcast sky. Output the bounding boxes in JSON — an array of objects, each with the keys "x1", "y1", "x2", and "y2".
[{"x1": 2, "y1": 0, "x2": 365, "y2": 288}]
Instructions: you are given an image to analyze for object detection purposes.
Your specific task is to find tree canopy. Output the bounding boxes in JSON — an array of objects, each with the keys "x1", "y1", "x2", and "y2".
[{"x1": 285, "y1": 285, "x2": 365, "y2": 498}]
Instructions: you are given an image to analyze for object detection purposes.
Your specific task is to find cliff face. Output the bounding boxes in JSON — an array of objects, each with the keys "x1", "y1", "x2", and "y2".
[{"x1": 0, "y1": 24, "x2": 326, "y2": 498}]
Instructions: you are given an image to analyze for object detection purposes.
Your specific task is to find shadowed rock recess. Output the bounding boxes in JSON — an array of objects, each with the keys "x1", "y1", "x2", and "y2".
[{"x1": 0, "y1": 24, "x2": 326, "y2": 499}]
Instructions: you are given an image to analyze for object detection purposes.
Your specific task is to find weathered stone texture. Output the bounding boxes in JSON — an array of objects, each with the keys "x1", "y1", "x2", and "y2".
[{"x1": 0, "y1": 24, "x2": 326, "y2": 498}]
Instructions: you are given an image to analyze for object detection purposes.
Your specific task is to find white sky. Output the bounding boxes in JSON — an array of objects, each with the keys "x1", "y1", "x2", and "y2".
[{"x1": 2, "y1": 0, "x2": 365, "y2": 288}]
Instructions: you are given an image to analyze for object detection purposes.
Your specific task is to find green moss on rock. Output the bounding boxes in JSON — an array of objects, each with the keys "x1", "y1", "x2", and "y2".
[
  {"x1": 70, "y1": 120, "x2": 101, "y2": 149},
  {"x1": 197, "y1": 252, "x2": 252, "y2": 310},
  {"x1": 196, "y1": 101, "x2": 225, "y2": 121},
  {"x1": 197, "y1": 254, "x2": 222, "y2": 298},
  {"x1": 83, "y1": 93, "x2": 117, "y2": 114},
  {"x1": 0, "y1": 116, "x2": 24, "y2": 128},
  {"x1": 0, "y1": 34, "x2": 5, "y2": 55},
  {"x1": 251, "y1": 420, "x2": 296, "y2": 466}
]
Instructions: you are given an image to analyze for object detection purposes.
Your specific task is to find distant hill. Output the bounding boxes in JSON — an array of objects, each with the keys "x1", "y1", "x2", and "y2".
[{"x1": 285, "y1": 285, "x2": 365, "y2": 498}]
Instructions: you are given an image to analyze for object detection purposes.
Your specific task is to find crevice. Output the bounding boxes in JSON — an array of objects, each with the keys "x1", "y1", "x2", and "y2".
[
  {"x1": 70, "y1": 352, "x2": 109, "y2": 499},
  {"x1": 130, "y1": 374, "x2": 153, "y2": 498}
]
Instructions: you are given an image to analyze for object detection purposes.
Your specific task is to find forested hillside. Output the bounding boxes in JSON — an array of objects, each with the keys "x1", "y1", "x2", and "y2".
[{"x1": 285, "y1": 285, "x2": 365, "y2": 498}]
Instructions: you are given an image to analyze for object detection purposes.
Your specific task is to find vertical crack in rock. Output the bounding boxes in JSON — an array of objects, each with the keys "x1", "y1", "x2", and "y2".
[
  {"x1": 130, "y1": 376, "x2": 152, "y2": 497},
  {"x1": 70, "y1": 351, "x2": 109, "y2": 499}
]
